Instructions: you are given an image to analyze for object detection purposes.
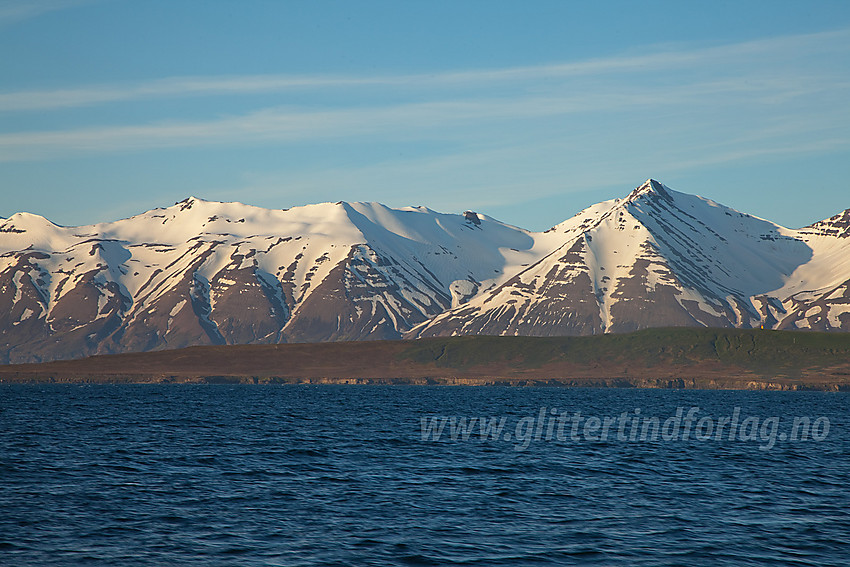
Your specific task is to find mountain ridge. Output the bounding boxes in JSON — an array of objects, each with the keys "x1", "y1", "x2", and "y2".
[{"x1": 2, "y1": 179, "x2": 849, "y2": 363}]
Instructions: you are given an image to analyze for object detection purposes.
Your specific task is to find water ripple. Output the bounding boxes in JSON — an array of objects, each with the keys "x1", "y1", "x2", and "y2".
[{"x1": 1, "y1": 385, "x2": 848, "y2": 566}]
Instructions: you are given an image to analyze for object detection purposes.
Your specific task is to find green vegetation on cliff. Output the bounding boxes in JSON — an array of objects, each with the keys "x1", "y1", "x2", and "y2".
[
  {"x1": 2, "y1": 328, "x2": 849, "y2": 388},
  {"x1": 399, "y1": 328, "x2": 850, "y2": 375}
]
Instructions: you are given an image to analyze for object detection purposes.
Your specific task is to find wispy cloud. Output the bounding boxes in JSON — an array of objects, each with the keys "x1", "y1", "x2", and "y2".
[
  {"x1": 1, "y1": 23, "x2": 848, "y2": 225},
  {"x1": 1, "y1": 68, "x2": 846, "y2": 163},
  {"x1": 0, "y1": 0, "x2": 96, "y2": 27},
  {"x1": 1, "y1": 27, "x2": 848, "y2": 111},
  {"x1": 228, "y1": 120, "x2": 850, "y2": 215}
]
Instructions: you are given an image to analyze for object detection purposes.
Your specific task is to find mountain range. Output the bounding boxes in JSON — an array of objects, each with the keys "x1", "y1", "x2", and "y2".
[{"x1": 2, "y1": 179, "x2": 849, "y2": 363}]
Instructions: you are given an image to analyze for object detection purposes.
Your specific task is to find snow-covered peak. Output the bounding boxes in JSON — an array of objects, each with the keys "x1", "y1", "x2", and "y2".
[
  {"x1": 3, "y1": 179, "x2": 850, "y2": 364},
  {"x1": 1, "y1": 211, "x2": 61, "y2": 231},
  {"x1": 0, "y1": 212, "x2": 67, "y2": 252},
  {"x1": 625, "y1": 178, "x2": 671, "y2": 201},
  {"x1": 546, "y1": 180, "x2": 683, "y2": 236}
]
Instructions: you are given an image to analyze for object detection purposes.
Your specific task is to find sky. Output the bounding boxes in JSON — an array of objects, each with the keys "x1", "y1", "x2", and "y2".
[{"x1": 1, "y1": 0, "x2": 849, "y2": 231}]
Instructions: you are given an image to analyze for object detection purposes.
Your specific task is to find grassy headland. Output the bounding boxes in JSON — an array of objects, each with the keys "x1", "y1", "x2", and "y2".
[{"x1": 2, "y1": 328, "x2": 850, "y2": 390}]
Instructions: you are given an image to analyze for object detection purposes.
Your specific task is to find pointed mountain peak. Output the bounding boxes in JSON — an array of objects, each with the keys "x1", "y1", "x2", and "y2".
[{"x1": 625, "y1": 179, "x2": 671, "y2": 202}]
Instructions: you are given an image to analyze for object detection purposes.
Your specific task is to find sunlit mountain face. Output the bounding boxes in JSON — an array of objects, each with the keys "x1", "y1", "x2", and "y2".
[{"x1": 2, "y1": 180, "x2": 849, "y2": 363}]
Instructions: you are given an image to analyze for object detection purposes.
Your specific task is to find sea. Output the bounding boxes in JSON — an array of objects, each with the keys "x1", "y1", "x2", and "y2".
[{"x1": 1, "y1": 384, "x2": 848, "y2": 566}]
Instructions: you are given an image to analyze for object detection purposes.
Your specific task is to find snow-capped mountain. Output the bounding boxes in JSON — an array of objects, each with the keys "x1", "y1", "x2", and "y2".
[
  {"x1": 412, "y1": 180, "x2": 850, "y2": 338},
  {"x1": 1, "y1": 180, "x2": 848, "y2": 363},
  {"x1": 0, "y1": 197, "x2": 547, "y2": 362}
]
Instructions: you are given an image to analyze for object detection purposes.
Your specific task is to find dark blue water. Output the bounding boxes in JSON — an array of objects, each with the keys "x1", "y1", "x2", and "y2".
[{"x1": 1, "y1": 385, "x2": 848, "y2": 566}]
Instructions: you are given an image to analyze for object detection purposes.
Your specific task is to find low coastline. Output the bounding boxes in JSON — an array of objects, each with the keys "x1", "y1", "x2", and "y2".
[
  {"x1": 2, "y1": 329, "x2": 850, "y2": 391},
  {"x1": 2, "y1": 374, "x2": 847, "y2": 391}
]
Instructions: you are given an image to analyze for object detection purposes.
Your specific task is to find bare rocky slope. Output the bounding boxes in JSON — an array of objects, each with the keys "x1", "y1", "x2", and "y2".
[{"x1": 1, "y1": 180, "x2": 848, "y2": 363}]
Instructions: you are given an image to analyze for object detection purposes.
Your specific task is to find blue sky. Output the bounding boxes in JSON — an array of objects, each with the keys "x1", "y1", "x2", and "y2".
[{"x1": 1, "y1": 0, "x2": 849, "y2": 231}]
